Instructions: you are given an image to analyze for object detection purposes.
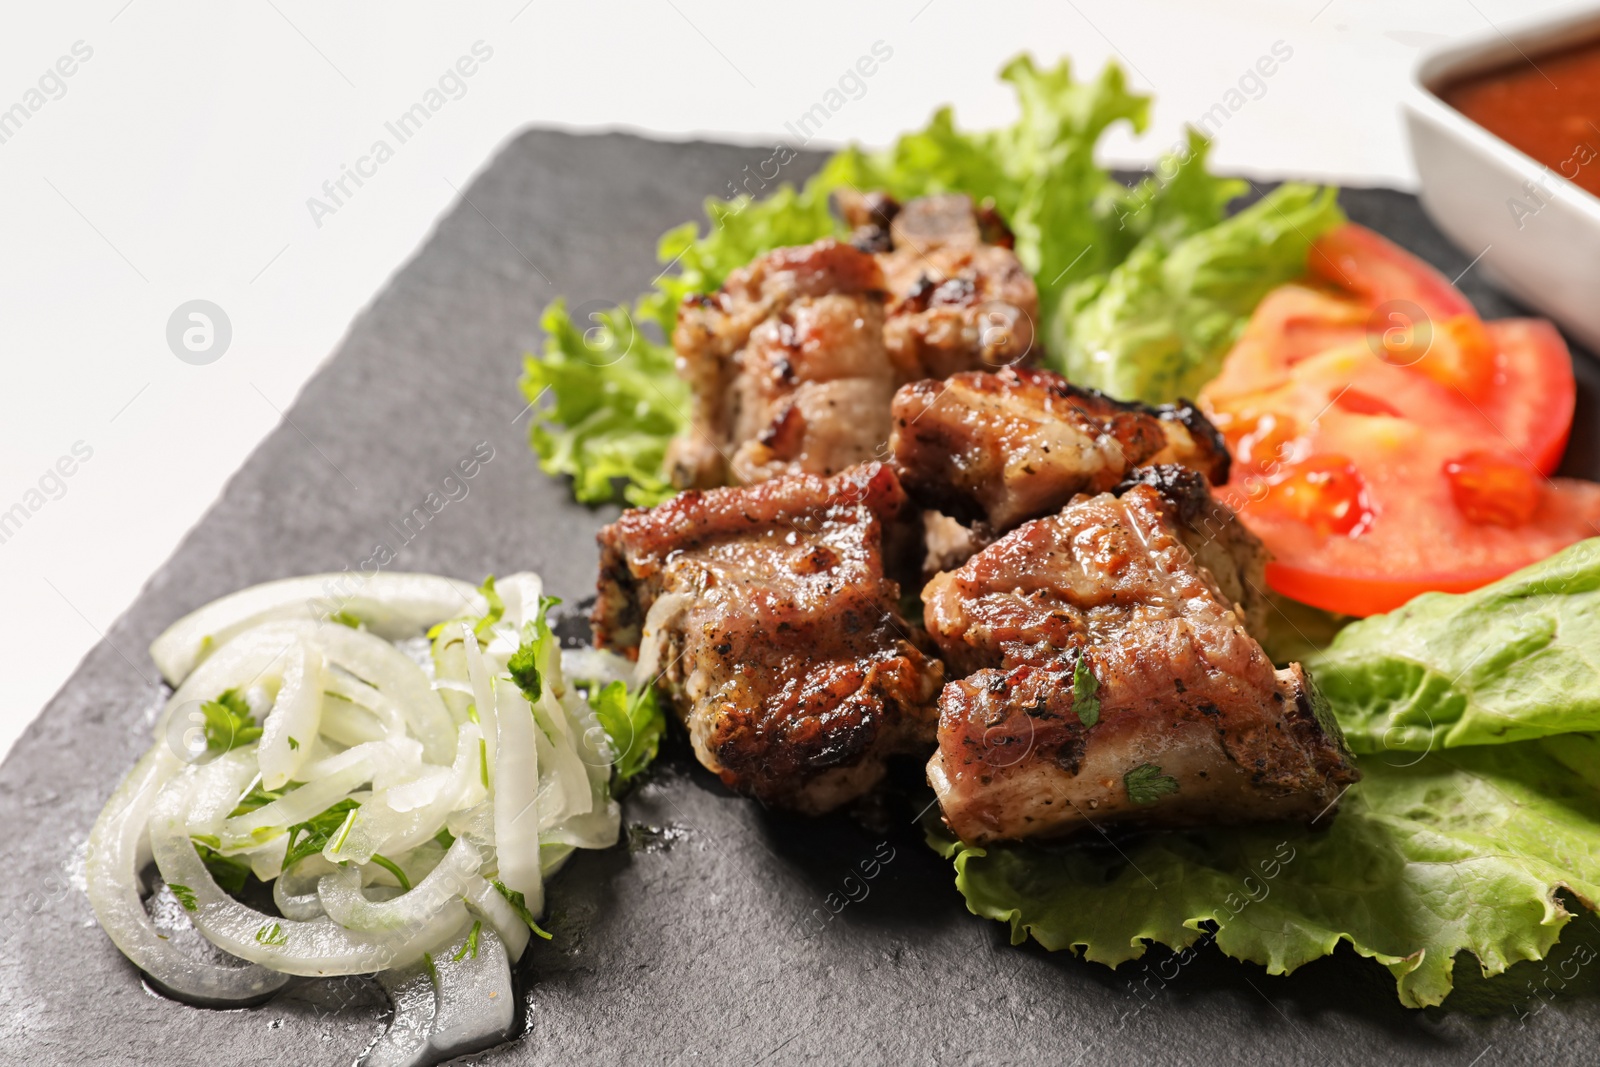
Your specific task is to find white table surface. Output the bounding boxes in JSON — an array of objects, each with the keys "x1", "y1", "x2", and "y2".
[{"x1": 1, "y1": 0, "x2": 1582, "y2": 761}]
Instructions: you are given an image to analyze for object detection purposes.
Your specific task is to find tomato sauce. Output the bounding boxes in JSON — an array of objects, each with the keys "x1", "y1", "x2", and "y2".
[{"x1": 1441, "y1": 38, "x2": 1600, "y2": 198}]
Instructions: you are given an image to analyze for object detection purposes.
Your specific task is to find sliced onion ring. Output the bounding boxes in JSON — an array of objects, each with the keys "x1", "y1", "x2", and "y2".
[
  {"x1": 86, "y1": 746, "x2": 290, "y2": 1006},
  {"x1": 150, "y1": 776, "x2": 465, "y2": 977}
]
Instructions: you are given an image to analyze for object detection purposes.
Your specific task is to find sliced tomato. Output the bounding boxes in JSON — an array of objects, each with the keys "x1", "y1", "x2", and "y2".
[
  {"x1": 1202, "y1": 223, "x2": 1590, "y2": 617},
  {"x1": 1307, "y1": 223, "x2": 1475, "y2": 321}
]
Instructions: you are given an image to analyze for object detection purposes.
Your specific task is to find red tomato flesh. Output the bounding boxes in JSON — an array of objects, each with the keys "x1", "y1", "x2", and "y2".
[{"x1": 1202, "y1": 223, "x2": 1591, "y2": 617}]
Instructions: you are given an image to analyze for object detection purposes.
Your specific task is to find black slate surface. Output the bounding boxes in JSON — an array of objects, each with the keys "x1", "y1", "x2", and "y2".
[{"x1": 5, "y1": 128, "x2": 1600, "y2": 1067}]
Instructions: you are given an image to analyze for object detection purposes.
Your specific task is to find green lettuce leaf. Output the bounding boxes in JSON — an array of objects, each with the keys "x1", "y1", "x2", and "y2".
[
  {"x1": 818, "y1": 55, "x2": 1155, "y2": 315},
  {"x1": 588, "y1": 679, "x2": 668, "y2": 789},
  {"x1": 1054, "y1": 182, "x2": 1344, "y2": 404},
  {"x1": 641, "y1": 181, "x2": 842, "y2": 336},
  {"x1": 936, "y1": 738, "x2": 1600, "y2": 1008},
  {"x1": 520, "y1": 301, "x2": 687, "y2": 507},
  {"x1": 1310, "y1": 538, "x2": 1600, "y2": 754}
]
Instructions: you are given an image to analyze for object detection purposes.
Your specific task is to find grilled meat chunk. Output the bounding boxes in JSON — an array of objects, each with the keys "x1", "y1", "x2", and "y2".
[
  {"x1": 1113, "y1": 464, "x2": 1269, "y2": 638},
  {"x1": 669, "y1": 239, "x2": 892, "y2": 489},
  {"x1": 889, "y1": 367, "x2": 1230, "y2": 534},
  {"x1": 592, "y1": 463, "x2": 943, "y2": 813},
  {"x1": 923, "y1": 473, "x2": 1357, "y2": 845},
  {"x1": 666, "y1": 195, "x2": 1038, "y2": 490},
  {"x1": 878, "y1": 195, "x2": 1036, "y2": 380}
]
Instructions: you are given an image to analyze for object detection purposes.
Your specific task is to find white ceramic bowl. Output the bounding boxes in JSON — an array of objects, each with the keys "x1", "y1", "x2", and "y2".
[{"x1": 1405, "y1": 6, "x2": 1600, "y2": 353}]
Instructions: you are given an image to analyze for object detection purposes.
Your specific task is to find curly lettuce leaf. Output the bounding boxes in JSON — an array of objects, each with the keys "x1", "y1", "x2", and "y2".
[
  {"x1": 1055, "y1": 182, "x2": 1344, "y2": 404},
  {"x1": 641, "y1": 181, "x2": 842, "y2": 335},
  {"x1": 936, "y1": 738, "x2": 1600, "y2": 1008},
  {"x1": 1311, "y1": 538, "x2": 1600, "y2": 754},
  {"x1": 520, "y1": 301, "x2": 686, "y2": 507},
  {"x1": 818, "y1": 55, "x2": 1158, "y2": 317}
]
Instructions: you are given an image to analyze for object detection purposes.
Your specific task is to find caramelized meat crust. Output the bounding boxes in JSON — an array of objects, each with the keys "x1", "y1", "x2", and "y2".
[
  {"x1": 878, "y1": 195, "x2": 1037, "y2": 380},
  {"x1": 593, "y1": 463, "x2": 942, "y2": 812},
  {"x1": 666, "y1": 195, "x2": 1038, "y2": 491},
  {"x1": 923, "y1": 476, "x2": 1357, "y2": 845},
  {"x1": 669, "y1": 239, "x2": 892, "y2": 489},
  {"x1": 889, "y1": 367, "x2": 1230, "y2": 534}
]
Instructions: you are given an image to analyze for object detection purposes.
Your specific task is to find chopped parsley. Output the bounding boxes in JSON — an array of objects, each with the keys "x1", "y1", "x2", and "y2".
[
  {"x1": 1124, "y1": 763, "x2": 1180, "y2": 805},
  {"x1": 168, "y1": 883, "x2": 198, "y2": 911},
  {"x1": 506, "y1": 641, "x2": 542, "y2": 703},
  {"x1": 588, "y1": 680, "x2": 667, "y2": 788},
  {"x1": 473, "y1": 576, "x2": 504, "y2": 640},
  {"x1": 282, "y1": 799, "x2": 361, "y2": 868},
  {"x1": 369, "y1": 853, "x2": 411, "y2": 892},
  {"x1": 200, "y1": 688, "x2": 262, "y2": 754},
  {"x1": 1071, "y1": 655, "x2": 1100, "y2": 728},
  {"x1": 254, "y1": 921, "x2": 287, "y2": 947},
  {"x1": 492, "y1": 880, "x2": 553, "y2": 940},
  {"x1": 329, "y1": 610, "x2": 362, "y2": 629},
  {"x1": 194, "y1": 840, "x2": 252, "y2": 894},
  {"x1": 508, "y1": 594, "x2": 563, "y2": 706},
  {"x1": 452, "y1": 920, "x2": 482, "y2": 961}
]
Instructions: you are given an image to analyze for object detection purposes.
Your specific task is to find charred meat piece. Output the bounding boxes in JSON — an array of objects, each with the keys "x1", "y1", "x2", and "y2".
[
  {"x1": 889, "y1": 367, "x2": 1231, "y2": 534},
  {"x1": 669, "y1": 239, "x2": 892, "y2": 489},
  {"x1": 667, "y1": 196, "x2": 1038, "y2": 491},
  {"x1": 879, "y1": 195, "x2": 1037, "y2": 380},
  {"x1": 923, "y1": 474, "x2": 1357, "y2": 845},
  {"x1": 592, "y1": 463, "x2": 943, "y2": 813},
  {"x1": 1113, "y1": 464, "x2": 1269, "y2": 639}
]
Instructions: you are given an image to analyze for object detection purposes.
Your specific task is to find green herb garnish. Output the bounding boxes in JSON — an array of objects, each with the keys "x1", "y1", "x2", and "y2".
[
  {"x1": 282, "y1": 799, "x2": 361, "y2": 869},
  {"x1": 254, "y1": 922, "x2": 287, "y2": 947},
  {"x1": 1123, "y1": 763, "x2": 1179, "y2": 805},
  {"x1": 492, "y1": 880, "x2": 552, "y2": 940},
  {"x1": 369, "y1": 853, "x2": 411, "y2": 892},
  {"x1": 1071, "y1": 655, "x2": 1100, "y2": 728},
  {"x1": 452, "y1": 920, "x2": 482, "y2": 961},
  {"x1": 200, "y1": 688, "x2": 261, "y2": 754}
]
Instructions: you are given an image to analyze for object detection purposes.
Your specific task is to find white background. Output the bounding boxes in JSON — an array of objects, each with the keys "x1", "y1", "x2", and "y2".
[{"x1": 0, "y1": 0, "x2": 1579, "y2": 760}]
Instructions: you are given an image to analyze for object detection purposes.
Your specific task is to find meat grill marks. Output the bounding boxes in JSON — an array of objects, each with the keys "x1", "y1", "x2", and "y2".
[
  {"x1": 888, "y1": 366, "x2": 1231, "y2": 535},
  {"x1": 923, "y1": 472, "x2": 1357, "y2": 845},
  {"x1": 592, "y1": 463, "x2": 943, "y2": 813},
  {"x1": 666, "y1": 194, "x2": 1038, "y2": 491}
]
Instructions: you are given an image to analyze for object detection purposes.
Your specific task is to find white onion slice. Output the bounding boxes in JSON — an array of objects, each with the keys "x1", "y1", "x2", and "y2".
[
  {"x1": 151, "y1": 573, "x2": 485, "y2": 685},
  {"x1": 365, "y1": 963, "x2": 437, "y2": 1067},
  {"x1": 259, "y1": 643, "x2": 324, "y2": 789},
  {"x1": 462, "y1": 626, "x2": 499, "y2": 777},
  {"x1": 492, "y1": 688, "x2": 542, "y2": 912},
  {"x1": 314, "y1": 625, "x2": 456, "y2": 764},
  {"x1": 317, "y1": 837, "x2": 483, "y2": 932},
  {"x1": 219, "y1": 759, "x2": 373, "y2": 851},
  {"x1": 320, "y1": 698, "x2": 388, "y2": 747},
  {"x1": 151, "y1": 778, "x2": 465, "y2": 976},
  {"x1": 153, "y1": 622, "x2": 315, "y2": 742},
  {"x1": 324, "y1": 669, "x2": 410, "y2": 740},
  {"x1": 273, "y1": 856, "x2": 331, "y2": 921},
  {"x1": 86, "y1": 747, "x2": 290, "y2": 1005},
  {"x1": 462, "y1": 878, "x2": 530, "y2": 963},
  {"x1": 334, "y1": 723, "x2": 485, "y2": 865},
  {"x1": 428, "y1": 925, "x2": 516, "y2": 1061}
]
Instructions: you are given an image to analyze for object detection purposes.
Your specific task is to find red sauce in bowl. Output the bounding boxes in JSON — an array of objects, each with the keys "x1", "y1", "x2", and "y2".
[{"x1": 1441, "y1": 38, "x2": 1600, "y2": 198}]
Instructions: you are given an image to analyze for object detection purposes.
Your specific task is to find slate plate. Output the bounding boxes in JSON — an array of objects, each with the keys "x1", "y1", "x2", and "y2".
[{"x1": 5, "y1": 129, "x2": 1600, "y2": 1067}]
